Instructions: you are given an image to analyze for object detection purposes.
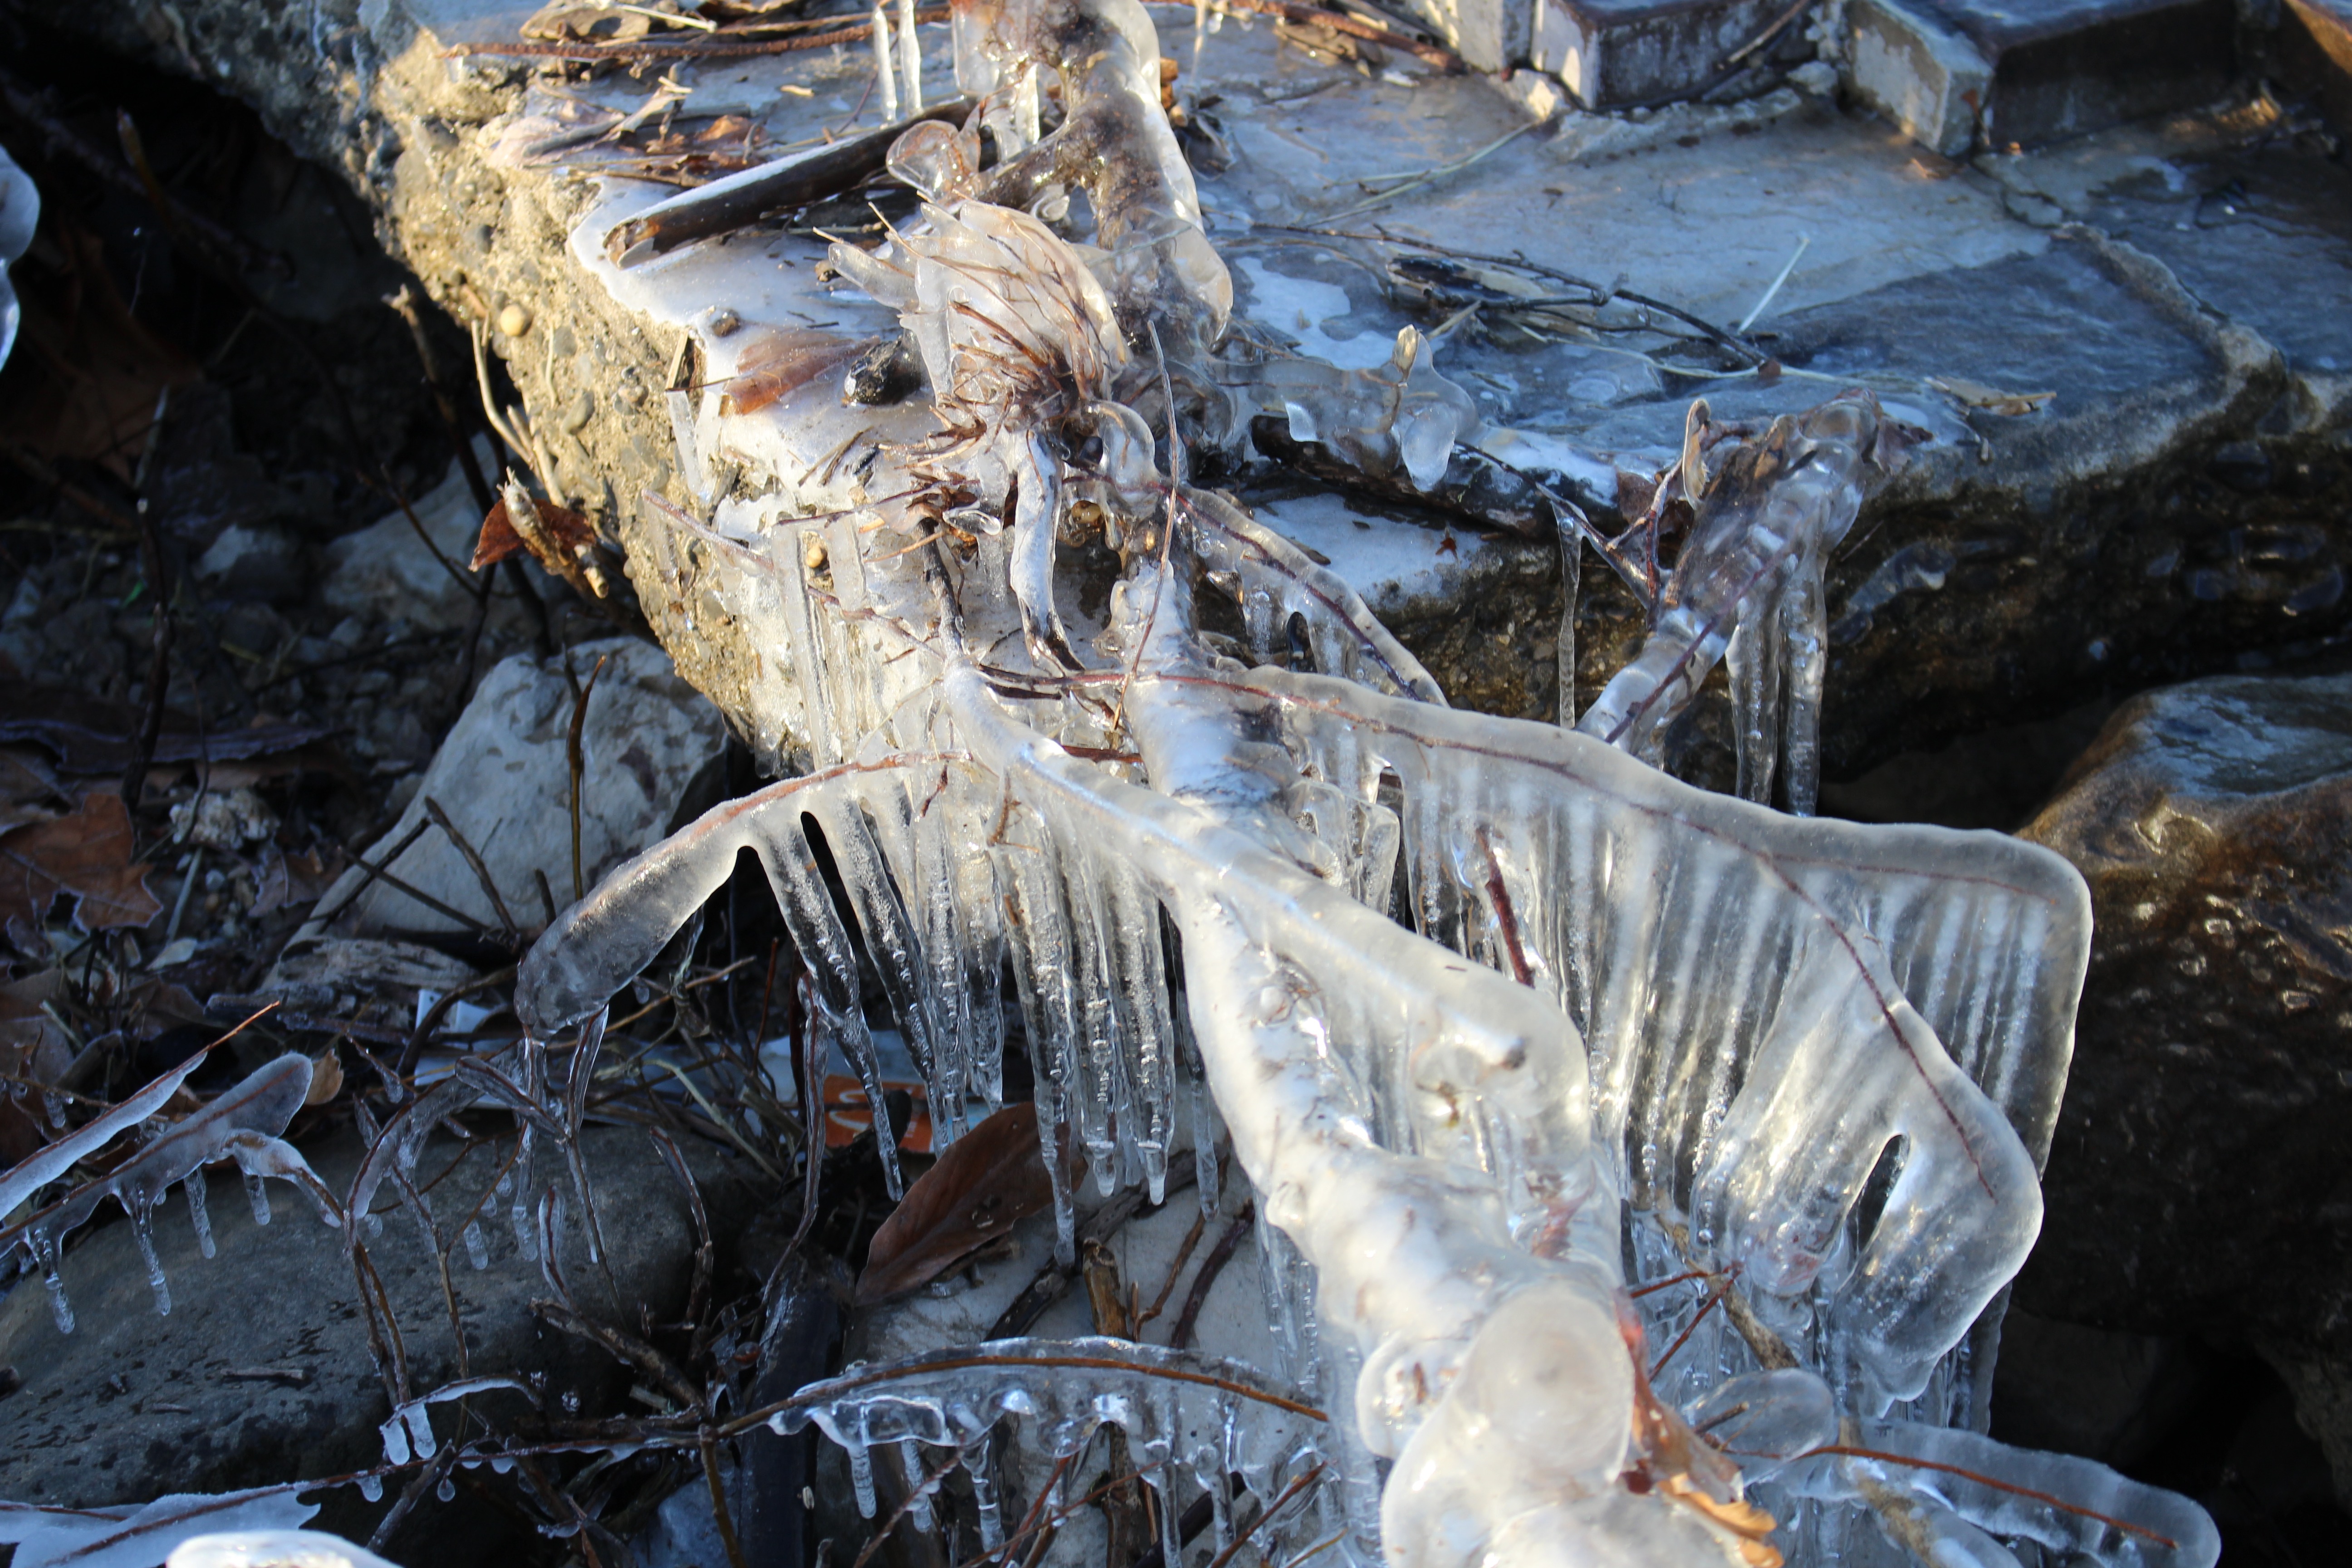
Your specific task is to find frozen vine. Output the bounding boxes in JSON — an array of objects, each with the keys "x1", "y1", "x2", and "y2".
[
  {"x1": 509, "y1": 2, "x2": 2219, "y2": 1566},
  {"x1": 0, "y1": 1, "x2": 2220, "y2": 1565}
]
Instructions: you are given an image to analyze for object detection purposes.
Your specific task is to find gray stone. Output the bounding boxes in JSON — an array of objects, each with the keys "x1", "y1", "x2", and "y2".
[
  {"x1": 2278, "y1": 0, "x2": 2352, "y2": 134},
  {"x1": 1529, "y1": 0, "x2": 1785, "y2": 108},
  {"x1": 1848, "y1": 0, "x2": 1993, "y2": 158},
  {"x1": 1911, "y1": 0, "x2": 2239, "y2": 149},
  {"x1": 0, "y1": 1123, "x2": 755, "y2": 1510},
  {"x1": 2016, "y1": 667, "x2": 2352, "y2": 1494},
  {"x1": 37, "y1": 0, "x2": 2352, "y2": 786},
  {"x1": 320, "y1": 442, "x2": 531, "y2": 635},
  {"x1": 293, "y1": 635, "x2": 726, "y2": 944}
]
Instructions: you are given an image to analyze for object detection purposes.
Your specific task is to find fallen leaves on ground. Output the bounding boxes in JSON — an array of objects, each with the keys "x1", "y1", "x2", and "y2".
[
  {"x1": 856, "y1": 1100, "x2": 1071, "y2": 1305},
  {"x1": 0, "y1": 789, "x2": 162, "y2": 942}
]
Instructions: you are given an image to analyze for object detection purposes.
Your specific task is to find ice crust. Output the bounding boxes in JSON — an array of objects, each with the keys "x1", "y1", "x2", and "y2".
[{"x1": 507, "y1": 0, "x2": 2211, "y2": 1564}]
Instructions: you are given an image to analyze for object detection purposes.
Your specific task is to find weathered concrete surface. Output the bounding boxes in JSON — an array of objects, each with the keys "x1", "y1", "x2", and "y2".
[
  {"x1": 0, "y1": 1123, "x2": 759, "y2": 1511},
  {"x1": 2017, "y1": 668, "x2": 2352, "y2": 1498},
  {"x1": 31, "y1": 0, "x2": 2352, "y2": 790}
]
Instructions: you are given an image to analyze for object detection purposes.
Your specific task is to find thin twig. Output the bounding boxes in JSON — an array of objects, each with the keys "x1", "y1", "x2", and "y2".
[
  {"x1": 424, "y1": 797, "x2": 522, "y2": 938},
  {"x1": 568, "y1": 653, "x2": 611, "y2": 903},
  {"x1": 1170, "y1": 1201, "x2": 1254, "y2": 1350}
]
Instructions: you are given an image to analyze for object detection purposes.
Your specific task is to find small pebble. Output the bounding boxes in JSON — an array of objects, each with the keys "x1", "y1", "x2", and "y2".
[{"x1": 497, "y1": 302, "x2": 533, "y2": 337}]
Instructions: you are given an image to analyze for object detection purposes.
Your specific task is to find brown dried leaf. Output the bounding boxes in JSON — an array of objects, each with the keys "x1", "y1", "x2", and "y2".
[
  {"x1": 0, "y1": 790, "x2": 163, "y2": 939},
  {"x1": 856, "y1": 1101, "x2": 1068, "y2": 1305},
  {"x1": 470, "y1": 495, "x2": 599, "y2": 571}
]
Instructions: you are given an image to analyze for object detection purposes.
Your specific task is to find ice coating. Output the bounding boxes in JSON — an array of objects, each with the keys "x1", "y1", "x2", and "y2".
[
  {"x1": 1579, "y1": 393, "x2": 1920, "y2": 815},
  {"x1": 506, "y1": 0, "x2": 2215, "y2": 1560},
  {"x1": 774, "y1": 1338, "x2": 1328, "y2": 1549},
  {"x1": 0, "y1": 1054, "x2": 338, "y2": 1333}
]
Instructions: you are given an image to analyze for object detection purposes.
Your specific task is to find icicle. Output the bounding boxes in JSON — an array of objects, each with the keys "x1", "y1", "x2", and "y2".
[
  {"x1": 971, "y1": 1462, "x2": 1004, "y2": 1550},
  {"x1": 186, "y1": 1168, "x2": 215, "y2": 1259},
  {"x1": 900, "y1": 1438, "x2": 936, "y2": 1532},
  {"x1": 130, "y1": 1198, "x2": 172, "y2": 1315},
  {"x1": 462, "y1": 1219, "x2": 490, "y2": 1270},
  {"x1": 510, "y1": 1124, "x2": 539, "y2": 1263},
  {"x1": 35, "y1": 1231, "x2": 72, "y2": 1333},
  {"x1": 1556, "y1": 510, "x2": 1582, "y2": 727},
  {"x1": 871, "y1": 4, "x2": 902, "y2": 123},
  {"x1": 406, "y1": 1402, "x2": 440, "y2": 1462},
  {"x1": 358, "y1": 1474, "x2": 385, "y2": 1504},
  {"x1": 849, "y1": 1439, "x2": 879, "y2": 1519},
  {"x1": 897, "y1": 0, "x2": 923, "y2": 113}
]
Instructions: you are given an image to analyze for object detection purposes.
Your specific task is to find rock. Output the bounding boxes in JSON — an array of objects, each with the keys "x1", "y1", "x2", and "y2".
[
  {"x1": 319, "y1": 442, "x2": 522, "y2": 634},
  {"x1": 1848, "y1": 0, "x2": 1994, "y2": 159},
  {"x1": 0, "y1": 1122, "x2": 758, "y2": 1512},
  {"x1": 295, "y1": 636, "x2": 726, "y2": 943},
  {"x1": 1527, "y1": 0, "x2": 1787, "y2": 108},
  {"x1": 195, "y1": 524, "x2": 310, "y2": 606},
  {"x1": 2279, "y1": 0, "x2": 2352, "y2": 135},
  {"x1": 2017, "y1": 666, "x2": 2352, "y2": 1496},
  {"x1": 1861, "y1": 0, "x2": 2237, "y2": 151},
  {"x1": 1989, "y1": 1308, "x2": 2195, "y2": 1470}
]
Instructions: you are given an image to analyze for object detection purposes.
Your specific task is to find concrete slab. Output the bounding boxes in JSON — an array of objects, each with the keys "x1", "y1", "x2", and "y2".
[
  {"x1": 1527, "y1": 0, "x2": 1783, "y2": 108},
  {"x1": 2279, "y1": 0, "x2": 2352, "y2": 133},
  {"x1": 37, "y1": 0, "x2": 2352, "y2": 782},
  {"x1": 1861, "y1": 0, "x2": 2241, "y2": 151}
]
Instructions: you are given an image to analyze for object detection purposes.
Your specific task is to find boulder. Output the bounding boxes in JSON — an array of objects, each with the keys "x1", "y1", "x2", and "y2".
[
  {"x1": 0, "y1": 1122, "x2": 759, "y2": 1517},
  {"x1": 294, "y1": 635, "x2": 727, "y2": 944},
  {"x1": 2018, "y1": 666, "x2": 2352, "y2": 1499}
]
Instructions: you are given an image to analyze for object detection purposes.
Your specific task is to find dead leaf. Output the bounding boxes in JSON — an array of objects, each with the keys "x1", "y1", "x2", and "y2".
[
  {"x1": 1926, "y1": 376, "x2": 2055, "y2": 416},
  {"x1": 304, "y1": 1049, "x2": 343, "y2": 1105},
  {"x1": 716, "y1": 328, "x2": 859, "y2": 417},
  {"x1": 0, "y1": 790, "x2": 163, "y2": 940},
  {"x1": 855, "y1": 1101, "x2": 1072, "y2": 1305},
  {"x1": 470, "y1": 495, "x2": 599, "y2": 572},
  {"x1": 521, "y1": 0, "x2": 657, "y2": 41}
]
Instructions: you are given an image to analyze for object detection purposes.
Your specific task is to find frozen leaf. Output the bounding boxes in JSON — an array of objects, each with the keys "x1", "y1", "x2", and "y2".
[
  {"x1": 857, "y1": 1100, "x2": 1068, "y2": 1305},
  {"x1": 0, "y1": 791, "x2": 162, "y2": 937}
]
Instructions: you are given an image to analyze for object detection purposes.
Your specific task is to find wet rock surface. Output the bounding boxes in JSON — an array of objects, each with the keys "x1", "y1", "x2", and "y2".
[
  {"x1": 2017, "y1": 668, "x2": 2352, "y2": 1490},
  {"x1": 0, "y1": 1122, "x2": 758, "y2": 1512}
]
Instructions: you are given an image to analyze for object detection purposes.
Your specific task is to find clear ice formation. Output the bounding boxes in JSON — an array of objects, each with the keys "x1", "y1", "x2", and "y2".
[
  {"x1": 772, "y1": 1338, "x2": 1330, "y2": 1558},
  {"x1": 0, "y1": 1489, "x2": 323, "y2": 1568},
  {"x1": 0, "y1": 1053, "x2": 339, "y2": 1334},
  {"x1": 509, "y1": 0, "x2": 2217, "y2": 1563},
  {"x1": 1577, "y1": 396, "x2": 1921, "y2": 816}
]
